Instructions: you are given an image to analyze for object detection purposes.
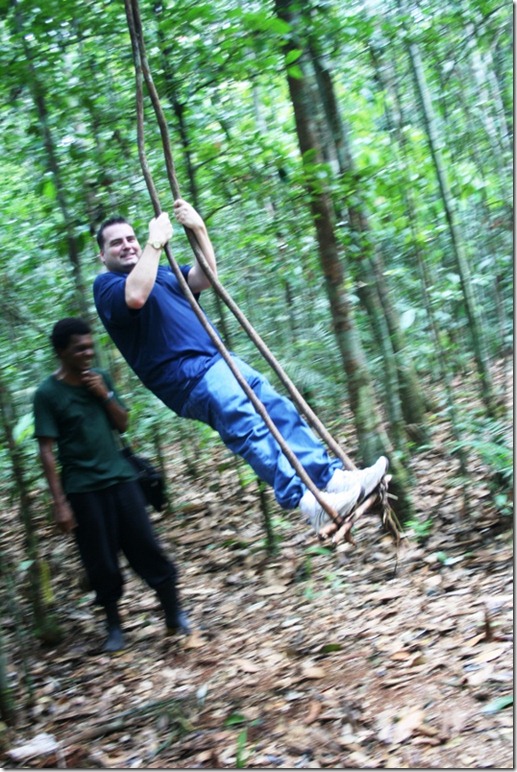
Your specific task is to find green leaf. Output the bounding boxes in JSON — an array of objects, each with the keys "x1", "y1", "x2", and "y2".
[
  {"x1": 399, "y1": 308, "x2": 416, "y2": 331},
  {"x1": 13, "y1": 412, "x2": 34, "y2": 444},
  {"x1": 305, "y1": 545, "x2": 333, "y2": 556},
  {"x1": 224, "y1": 712, "x2": 247, "y2": 726},
  {"x1": 42, "y1": 179, "x2": 57, "y2": 201},
  {"x1": 285, "y1": 49, "x2": 302, "y2": 65},
  {"x1": 321, "y1": 643, "x2": 343, "y2": 653},
  {"x1": 481, "y1": 694, "x2": 513, "y2": 714},
  {"x1": 287, "y1": 64, "x2": 304, "y2": 79}
]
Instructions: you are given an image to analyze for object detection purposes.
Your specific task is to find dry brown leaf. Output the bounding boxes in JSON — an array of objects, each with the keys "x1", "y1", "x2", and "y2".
[
  {"x1": 391, "y1": 707, "x2": 426, "y2": 744},
  {"x1": 464, "y1": 633, "x2": 488, "y2": 647},
  {"x1": 256, "y1": 585, "x2": 287, "y2": 595},
  {"x1": 301, "y1": 665, "x2": 326, "y2": 680},
  {"x1": 372, "y1": 588, "x2": 406, "y2": 601},
  {"x1": 385, "y1": 756, "x2": 405, "y2": 768},
  {"x1": 304, "y1": 700, "x2": 323, "y2": 725},
  {"x1": 465, "y1": 664, "x2": 495, "y2": 686},
  {"x1": 235, "y1": 658, "x2": 261, "y2": 673},
  {"x1": 412, "y1": 735, "x2": 442, "y2": 746},
  {"x1": 407, "y1": 652, "x2": 426, "y2": 667},
  {"x1": 390, "y1": 649, "x2": 412, "y2": 661},
  {"x1": 7, "y1": 733, "x2": 60, "y2": 762},
  {"x1": 382, "y1": 670, "x2": 420, "y2": 689},
  {"x1": 183, "y1": 631, "x2": 206, "y2": 649},
  {"x1": 471, "y1": 644, "x2": 509, "y2": 663}
]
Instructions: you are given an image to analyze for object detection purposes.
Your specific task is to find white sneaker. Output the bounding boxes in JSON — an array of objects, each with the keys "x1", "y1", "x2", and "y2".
[
  {"x1": 299, "y1": 482, "x2": 362, "y2": 533},
  {"x1": 326, "y1": 456, "x2": 389, "y2": 500}
]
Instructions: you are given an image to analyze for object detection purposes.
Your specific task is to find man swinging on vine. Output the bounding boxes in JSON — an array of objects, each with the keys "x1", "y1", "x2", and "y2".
[{"x1": 94, "y1": 199, "x2": 388, "y2": 534}]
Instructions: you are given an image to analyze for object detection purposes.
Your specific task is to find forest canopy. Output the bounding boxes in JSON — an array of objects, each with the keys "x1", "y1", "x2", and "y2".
[
  {"x1": 0, "y1": 1, "x2": 513, "y2": 762},
  {"x1": 0, "y1": 0, "x2": 512, "y2": 549}
]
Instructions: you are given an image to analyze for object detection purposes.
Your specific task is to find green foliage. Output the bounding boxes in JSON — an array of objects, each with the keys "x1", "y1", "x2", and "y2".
[
  {"x1": 0, "y1": 0, "x2": 511, "y2": 524},
  {"x1": 13, "y1": 413, "x2": 33, "y2": 445},
  {"x1": 222, "y1": 712, "x2": 258, "y2": 767},
  {"x1": 224, "y1": 712, "x2": 247, "y2": 727},
  {"x1": 235, "y1": 727, "x2": 249, "y2": 768},
  {"x1": 481, "y1": 694, "x2": 513, "y2": 715},
  {"x1": 406, "y1": 516, "x2": 433, "y2": 542},
  {"x1": 452, "y1": 416, "x2": 513, "y2": 514}
]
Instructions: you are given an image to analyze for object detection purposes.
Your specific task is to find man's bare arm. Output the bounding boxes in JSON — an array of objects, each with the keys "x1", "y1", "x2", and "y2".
[
  {"x1": 174, "y1": 199, "x2": 218, "y2": 293},
  {"x1": 125, "y1": 212, "x2": 173, "y2": 309},
  {"x1": 37, "y1": 437, "x2": 77, "y2": 534}
]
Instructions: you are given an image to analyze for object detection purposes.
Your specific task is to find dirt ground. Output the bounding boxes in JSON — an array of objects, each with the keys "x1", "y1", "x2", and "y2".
[{"x1": 1, "y1": 412, "x2": 513, "y2": 769}]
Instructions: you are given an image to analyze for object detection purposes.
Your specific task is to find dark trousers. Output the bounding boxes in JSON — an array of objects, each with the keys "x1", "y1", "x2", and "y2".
[{"x1": 68, "y1": 480, "x2": 176, "y2": 607}]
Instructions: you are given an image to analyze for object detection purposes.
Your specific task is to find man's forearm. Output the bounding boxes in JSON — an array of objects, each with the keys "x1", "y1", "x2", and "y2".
[
  {"x1": 102, "y1": 393, "x2": 129, "y2": 433},
  {"x1": 124, "y1": 244, "x2": 161, "y2": 309},
  {"x1": 125, "y1": 211, "x2": 173, "y2": 309},
  {"x1": 195, "y1": 225, "x2": 217, "y2": 276},
  {"x1": 188, "y1": 225, "x2": 218, "y2": 292},
  {"x1": 39, "y1": 447, "x2": 66, "y2": 505}
]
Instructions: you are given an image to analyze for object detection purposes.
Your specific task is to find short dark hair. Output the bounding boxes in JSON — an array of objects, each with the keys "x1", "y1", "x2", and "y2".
[
  {"x1": 51, "y1": 318, "x2": 91, "y2": 352},
  {"x1": 96, "y1": 216, "x2": 129, "y2": 250}
]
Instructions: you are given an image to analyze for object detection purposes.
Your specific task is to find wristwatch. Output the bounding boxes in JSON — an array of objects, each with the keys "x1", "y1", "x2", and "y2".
[
  {"x1": 103, "y1": 390, "x2": 114, "y2": 403},
  {"x1": 148, "y1": 239, "x2": 163, "y2": 250}
]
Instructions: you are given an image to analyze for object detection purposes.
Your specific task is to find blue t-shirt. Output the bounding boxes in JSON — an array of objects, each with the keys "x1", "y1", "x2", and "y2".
[{"x1": 93, "y1": 265, "x2": 222, "y2": 414}]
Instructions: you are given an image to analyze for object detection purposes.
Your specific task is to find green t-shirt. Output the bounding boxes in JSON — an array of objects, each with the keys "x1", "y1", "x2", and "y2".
[{"x1": 33, "y1": 369, "x2": 136, "y2": 494}]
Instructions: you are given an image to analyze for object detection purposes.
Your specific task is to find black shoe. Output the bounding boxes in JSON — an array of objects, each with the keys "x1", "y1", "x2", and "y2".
[
  {"x1": 156, "y1": 579, "x2": 191, "y2": 636},
  {"x1": 101, "y1": 602, "x2": 125, "y2": 652},
  {"x1": 102, "y1": 624, "x2": 125, "y2": 652},
  {"x1": 166, "y1": 610, "x2": 191, "y2": 636}
]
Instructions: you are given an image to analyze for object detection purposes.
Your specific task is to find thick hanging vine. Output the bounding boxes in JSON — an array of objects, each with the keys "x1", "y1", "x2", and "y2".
[{"x1": 122, "y1": 0, "x2": 400, "y2": 543}]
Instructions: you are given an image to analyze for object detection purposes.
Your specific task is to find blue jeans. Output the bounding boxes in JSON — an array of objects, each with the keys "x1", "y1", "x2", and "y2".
[{"x1": 181, "y1": 356, "x2": 340, "y2": 509}]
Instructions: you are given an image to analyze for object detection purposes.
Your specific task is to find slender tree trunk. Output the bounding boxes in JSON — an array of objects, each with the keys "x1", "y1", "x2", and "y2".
[
  {"x1": 13, "y1": 1, "x2": 89, "y2": 320},
  {"x1": 282, "y1": 70, "x2": 384, "y2": 461},
  {"x1": 396, "y1": 0, "x2": 502, "y2": 418},
  {"x1": 309, "y1": 44, "x2": 428, "y2": 444},
  {"x1": 365, "y1": 18, "x2": 488, "y2": 486},
  {"x1": 0, "y1": 377, "x2": 63, "y2": 644},
  {"x1": 274, "y1": 0, "x2": 413, "y2": 523},
  {"x1": 464, "y1": 22, "x2": 512, "y2": 162},
  {"x1": 0, "y1": 555, "x2": 15, "y2": 723},
  {"x1": 490, "y1": 31, "x2": 513, "y2": 138}
]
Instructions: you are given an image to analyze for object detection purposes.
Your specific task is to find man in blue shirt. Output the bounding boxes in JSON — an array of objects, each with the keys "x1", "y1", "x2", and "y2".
[{"x1": 94, "y1": 200, "x2": 387, "y2": 535}]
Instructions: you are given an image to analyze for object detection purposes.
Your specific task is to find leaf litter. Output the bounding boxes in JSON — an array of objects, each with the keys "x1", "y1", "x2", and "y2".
[{"x1": 1, "y1": 377, "x2": 513, "y2": 769}]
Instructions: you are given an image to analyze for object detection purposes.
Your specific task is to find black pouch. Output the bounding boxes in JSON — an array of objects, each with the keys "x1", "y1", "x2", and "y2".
[{"x1": 122, "y1": 445, "x2": 166, "y2": 512}]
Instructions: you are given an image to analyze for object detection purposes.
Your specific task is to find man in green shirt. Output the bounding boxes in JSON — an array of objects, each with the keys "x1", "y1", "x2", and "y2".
[{"x1": 33, "y1": 317, "x2": 189, "y2": 652}]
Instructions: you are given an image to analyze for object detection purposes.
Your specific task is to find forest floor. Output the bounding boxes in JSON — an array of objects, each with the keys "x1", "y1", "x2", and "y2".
[{"x1": 1, "y1": 374, "x2": 513, "y2": 770}]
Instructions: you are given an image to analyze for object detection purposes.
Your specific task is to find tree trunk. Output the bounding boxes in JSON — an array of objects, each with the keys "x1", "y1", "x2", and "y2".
[
  {"x1": 0, "y1": 377, "x2": 63, "y2": 645},
  {"x1": 14, "y1": 0, "x2": 89, "y2": 320},
  {"x1": 397, "y1": 0, "x2": 502, "y2": 418},
  {"x1": 274, "y1": 0, "x2": 413, "y2": 522},
  {"x1": 308, "y1": 42, "x2": 428, "y2": 444},
  {"x1": 0, "y1": 581, "x2": 15, "y2": 723},
  {"x1": 282, "y1": 72, "x2": 384, "y2": 461}
]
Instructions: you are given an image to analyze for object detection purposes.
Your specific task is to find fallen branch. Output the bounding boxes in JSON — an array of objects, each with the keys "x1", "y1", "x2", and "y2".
[{"x1": 72, "y1": 696, "x2": 192, "y2": 743}]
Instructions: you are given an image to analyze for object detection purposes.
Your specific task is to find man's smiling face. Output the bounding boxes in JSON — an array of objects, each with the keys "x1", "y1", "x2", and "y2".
[{"x1": 100, "y1": 222, "x2": 142, "y2": 273}]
